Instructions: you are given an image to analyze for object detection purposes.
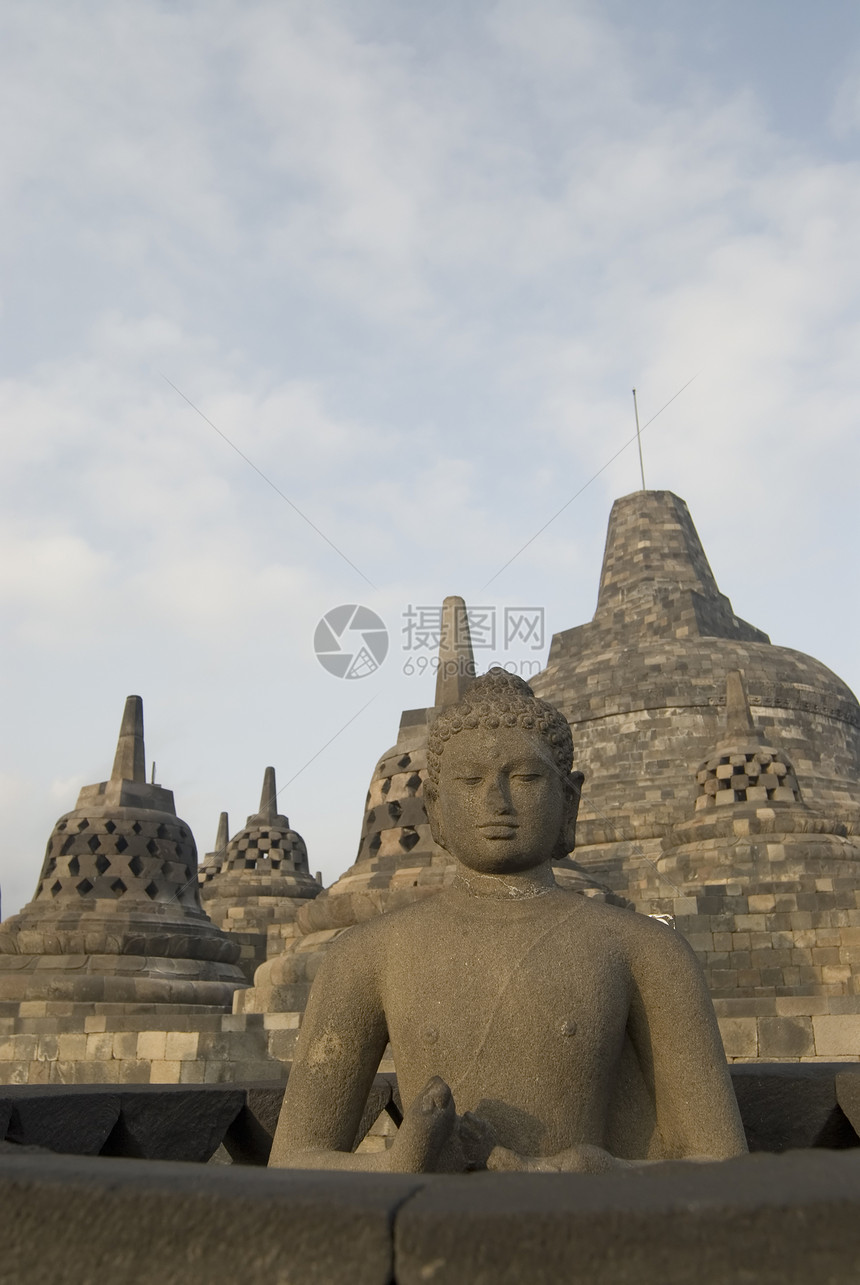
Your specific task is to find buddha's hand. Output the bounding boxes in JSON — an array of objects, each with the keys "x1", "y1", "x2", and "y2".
[
  {"x1": 387, "y1": 1078, "x2": 499, "y2": 1173},
  {"x1": 486, "y1": 1144, "x2": 631, "y2": 1174},
  {"x1": 387, "y1": 1076, "x2": 459, "y2": 1173}
]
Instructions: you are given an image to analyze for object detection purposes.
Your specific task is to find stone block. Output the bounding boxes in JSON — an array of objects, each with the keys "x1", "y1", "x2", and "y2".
[
  {"x1": 56, "y1": 1034, "x2": 89, "y2": 1060},
  {"x1": 758, "y1": 1017, "x2": 814, "y2": 1058},
  {"x1": 731, "y1": 1064, "x2": 858, "y2": 1151},
  {"x1": 164, "y1": 1032, "x2": 199, "y2": 1062},
  {"x1": 717, "y1": 1017, "x2": 757, "y2": 1058},
  {"x1": 148, "y1": 1060, "x2": 182, "y2": 1084},
  {"x1": 85, "y1": 1033, "x2": 114, "y2": 1061},
  {"x1": 99, "y1": 1087, "x2": 246, "y2": 1162},
  {"x1": 813, "y1": 1015, "x2": 860, "y2": 1057},
  {"x1": 0, "y1": 1152, "x2": 408, "y2": 1284},
  {"x1": 396, "y1": 1153, "x2": 860, "y2": 1285},
  {"x1": 136, "y1": 1031, "x2": 167, "y2": 1061},
  {"x1": 2, "y1": 1088, "x2": 120, "y2": 1154}
]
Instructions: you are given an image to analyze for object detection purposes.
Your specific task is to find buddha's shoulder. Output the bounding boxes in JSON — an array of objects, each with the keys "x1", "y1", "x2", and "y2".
[
  {"x1": 561, "y1": 895, "x2": 690, "y2": 956},
  {"x1": 322, "y1": 895, "x2": 443, "y2": 960}
]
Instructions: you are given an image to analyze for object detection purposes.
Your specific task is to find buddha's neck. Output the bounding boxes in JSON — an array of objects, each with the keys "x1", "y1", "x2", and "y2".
[{"x1": 451, "y1": 863, "x2": 558, "y2": 900}]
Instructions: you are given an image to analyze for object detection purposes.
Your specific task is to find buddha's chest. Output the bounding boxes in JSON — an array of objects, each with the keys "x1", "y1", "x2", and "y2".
[{"x1": 381, "y1": 913, "x2": 630, "y2": 1115}]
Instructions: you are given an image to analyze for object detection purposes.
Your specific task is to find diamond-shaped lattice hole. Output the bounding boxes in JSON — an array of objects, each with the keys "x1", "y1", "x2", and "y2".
[
  {"x1": 60, "y1": 836, "x2": 75, "y2": 856},
  {"x1": 110, "y1": 878, "x2": 126, "y2": 897},
  {"x1": 132, "y1": 822, "x2": 142, "y2": 835},
  {"x1": 156, "y1": 824, "x2": 168, "y2": 839},
  {"x1": 146, "y1": 839, "x2": 158, "y2": 855},
  {"x1": 406, "y1": 773, "x2": 423, "y2": 794},
  {"x1": 129, "y1": 855, "x2": 143, "y2": 876},
  {"x1": 179, "y1": 827, "x2": 188, "y2": 839},
  {"x1": 76, "y1": 878, "x2": 94, "y2": 896},
  {"x1": 50, "y1": 880, "x2": 62, "y2": 896},
  {"x1": 115, "y1": 835, "x2": 128, "y2": 853},
  {"x1": 398, "y1": 754, "x2": 412, "y2": 769},
  {"x1": 95, "y1": 854, "x2": 110, "y2": 875},
  {"x1": 399, "y1": 829, "x2": 420, "y2": 852},
  {"x1": 68, "y1": 856, "x2": 80, "y2": 877},
  {"x1": 76, "y1": 819, "x2": 90, "y2": 832},
  {"x1": 56, "y1": 820, "x2": 68, "y2": 832},
  {"x1": 160, "y1": 861, "x2": 174, "y2": 878},
  {"x1": 104, "y1": 820, "x2": 116, "y2": 834},
  {"x1": 87, "y1": 834, "x2": 101, "y2": 853},
  {"x1": 144, "y1": 882, "x2": 159, "y2": 899}
]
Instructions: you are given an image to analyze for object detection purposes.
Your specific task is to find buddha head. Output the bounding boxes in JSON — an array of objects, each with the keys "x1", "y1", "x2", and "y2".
[{"x1": 425, "y1": 668, "x2": 583, "y2": 875}]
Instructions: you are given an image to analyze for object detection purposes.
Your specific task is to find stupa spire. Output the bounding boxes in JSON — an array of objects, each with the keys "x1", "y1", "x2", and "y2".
[
  {"x1": 259, "y1": 767, "x2": 277, "y2": 822},
  {"x1": 214, "y1": 811, "x2": 230, "y2": 853},
  {"x1": 110, "y1": 695, "x2": 146, "y2": 784},
  {"x1": 434, "y1": 596, "x2": 476, "y2": 708},
  {"x1": 723, "y1": 670, "x2": 760, "y2": 743}
]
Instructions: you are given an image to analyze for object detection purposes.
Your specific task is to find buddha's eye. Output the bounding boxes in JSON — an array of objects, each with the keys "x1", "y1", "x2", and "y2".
[
  {"x1": 512, "y1": 773, "x2": 542, "y2": 782},
  {"x1": 455, "y1": 776, "x2": 482, "y2": 786}
]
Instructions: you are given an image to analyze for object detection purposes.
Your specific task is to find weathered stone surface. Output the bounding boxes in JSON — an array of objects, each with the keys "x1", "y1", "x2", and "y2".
[
  {"x1": 100, "y1": 1087, "x2": 245, "y2": 1162},
  {"x1": 3, "y1": 1087, "x2": 120, "y2": 1155},
  {"x1": 396, "y1": 1151, "x2": 860, "y2": 1285},
  {"x1": 732, "y1": 1064, "x2": 859, "y2": 1152},
  {"x1": 835, "y1": 1071, "x2": 860, "y2": 1137},
  {"x1": 0, "y1": 1152, "x2": 412, "y2": 1285},
  {"x1": 222, "y1": 1085, "x2": 286, "y2": 1165}
]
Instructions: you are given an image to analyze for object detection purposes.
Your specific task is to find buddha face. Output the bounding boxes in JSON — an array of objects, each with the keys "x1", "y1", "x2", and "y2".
[{"x1": 427, "y1": 725, "x2": 581, "y2": 875}]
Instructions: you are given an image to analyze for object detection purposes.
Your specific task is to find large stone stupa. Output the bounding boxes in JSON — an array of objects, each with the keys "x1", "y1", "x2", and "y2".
[
  {"x1": 531, "y1": 490, "x2": 860, "y2": 900},
  {"x1": 0, "y1": 696, "x2": 246, "y2": 1008}
]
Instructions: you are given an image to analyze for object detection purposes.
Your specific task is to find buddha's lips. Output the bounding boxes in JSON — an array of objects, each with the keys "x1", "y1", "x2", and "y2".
[{"x1": 477, "y1": 822, "x2": 519, "y2": 837}]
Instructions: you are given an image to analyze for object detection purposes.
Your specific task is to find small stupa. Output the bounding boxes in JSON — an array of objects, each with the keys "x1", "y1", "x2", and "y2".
[
  {"x1": 652, "y1": 671, "x2": 860, "y2": 993},
  {"x1": 0, "y1": 696, "x2": 246, "y2": 1007},
  {"x1": 199, "y1": 767, "x2": 321, "y2": 980}
]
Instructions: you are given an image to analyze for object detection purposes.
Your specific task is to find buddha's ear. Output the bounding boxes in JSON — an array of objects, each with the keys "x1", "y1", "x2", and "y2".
[
  {"x1": 563, "y1": 771, "x2": 585, "y2": 852},
  {"x1": 424, "y1": 782, "x2": 445, "y2": 848}
]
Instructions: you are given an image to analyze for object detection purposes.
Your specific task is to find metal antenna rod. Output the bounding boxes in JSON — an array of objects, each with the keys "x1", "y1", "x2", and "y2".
[{"x1": 632, "y1": 388, "x2": 646, "y2": 491}]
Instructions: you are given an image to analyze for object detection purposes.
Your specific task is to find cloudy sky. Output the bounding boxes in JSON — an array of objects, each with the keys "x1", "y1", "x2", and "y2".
[{"x1": 2, "y1": 0, "x2": 860, "y2": 916}]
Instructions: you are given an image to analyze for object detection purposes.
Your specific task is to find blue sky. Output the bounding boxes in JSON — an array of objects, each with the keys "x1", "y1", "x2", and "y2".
[{"x1": 2, "y1": 0, "x2": 860, "y2": 915}]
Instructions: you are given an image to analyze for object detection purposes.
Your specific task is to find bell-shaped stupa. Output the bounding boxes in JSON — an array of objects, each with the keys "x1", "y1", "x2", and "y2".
[
  {"x1": 199, "y1": 767, "x2": 321, "y2": 979},
  {"x1": 0, "y1": 696, "x2": 246, "y2": 1007},
  {"x1": 531, "y1": 490, "x2": 860, "y2": 901}
]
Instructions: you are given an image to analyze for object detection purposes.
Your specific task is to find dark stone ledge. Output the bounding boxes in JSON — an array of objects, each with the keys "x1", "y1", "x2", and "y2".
[
  {"x1": 396, "y1": 1151, "x2": 860, "y2": 1285},
  {"x1": 4, "y1": 1150, "x2": 860, "y2": 1284}
]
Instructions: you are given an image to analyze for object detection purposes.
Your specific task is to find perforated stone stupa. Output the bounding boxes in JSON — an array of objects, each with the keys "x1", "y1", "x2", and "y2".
[
  {"x1": 0, "y1": 697, "x2": 247, "y2": 1008},
  {"x1": 199, "y1": 767, "x2": 321, "y2": 980}
]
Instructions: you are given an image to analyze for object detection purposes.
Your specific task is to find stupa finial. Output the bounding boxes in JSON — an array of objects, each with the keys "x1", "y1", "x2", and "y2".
[
  {"x1": 214, "y1": 812, "x2": 230, "y2": 853},
  {"x1": 110, "y1": 695, "x2": 146, "y2": 784},
  {"x1": 724, "y1": 670, "x2": 757, "y2": 741},
  {"x1": 434, "y1": 596, "x2": 476, "y2": 709},
  {"x1": 259, "y1": 767, "x2": 278, "y2": 822}
]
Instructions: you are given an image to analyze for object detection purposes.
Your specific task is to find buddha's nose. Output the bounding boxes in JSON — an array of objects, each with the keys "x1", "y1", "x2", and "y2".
[{"x1": 486, "y1": 775, "x2": 513, "y2": 813}]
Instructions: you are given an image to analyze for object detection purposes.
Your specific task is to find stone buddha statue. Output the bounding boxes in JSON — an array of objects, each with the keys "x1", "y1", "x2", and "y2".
[{"x1": 269, "y1": 670, "x2": 746, "y2": 1172}]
